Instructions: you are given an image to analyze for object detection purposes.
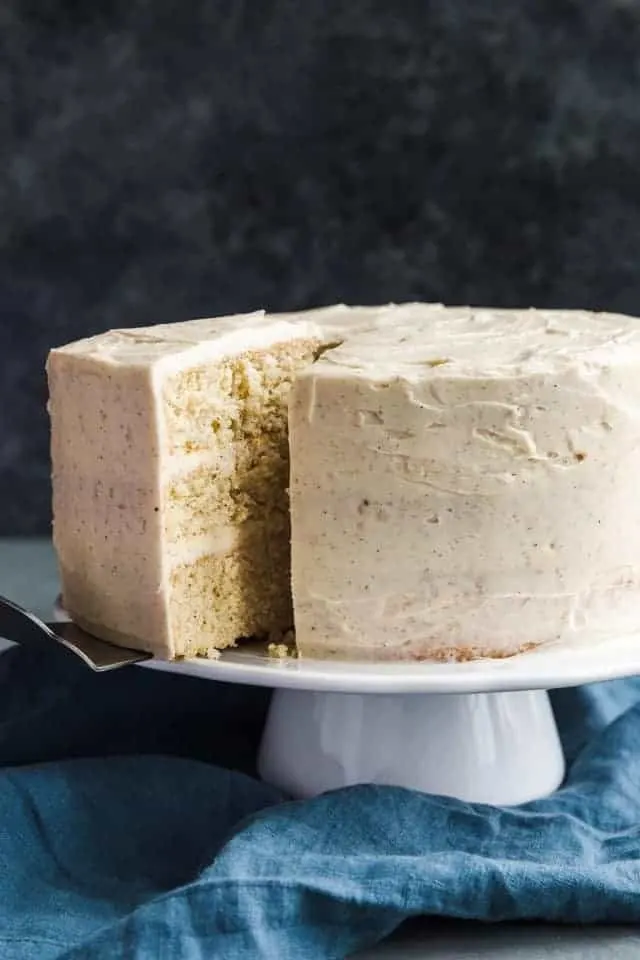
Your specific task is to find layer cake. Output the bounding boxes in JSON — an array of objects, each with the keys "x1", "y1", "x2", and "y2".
[{"x1": 48, "y1": 304, "x2": 640, "y2": 661}]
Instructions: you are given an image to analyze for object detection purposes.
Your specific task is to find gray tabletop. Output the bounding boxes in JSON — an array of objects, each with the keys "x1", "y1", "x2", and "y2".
[{"x1": 0, "y1": 538, "x2": 636, "y2": 959}]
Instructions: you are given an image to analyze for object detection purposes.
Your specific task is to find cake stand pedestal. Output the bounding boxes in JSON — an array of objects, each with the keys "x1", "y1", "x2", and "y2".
[
  {"x1": 258, "y1": 688, "x2": 563, "y2": 805},
  {"x1": 139, "y1": 633, "x2": 640, "y2": 806}
]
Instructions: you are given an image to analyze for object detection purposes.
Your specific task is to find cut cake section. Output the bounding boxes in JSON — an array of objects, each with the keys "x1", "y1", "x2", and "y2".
[{"x1": 48, "y1": 312, "x2": 329, "y2": 658}]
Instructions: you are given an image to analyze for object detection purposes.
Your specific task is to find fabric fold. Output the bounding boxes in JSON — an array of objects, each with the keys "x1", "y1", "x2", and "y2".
[{"x1": 1, "y1": 646, "x2": 639, "y2": 959}]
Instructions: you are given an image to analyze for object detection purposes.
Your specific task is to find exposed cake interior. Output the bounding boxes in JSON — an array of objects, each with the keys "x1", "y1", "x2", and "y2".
[{"x1": 161, "y1": 338, "x2": 322, "y2": 656}]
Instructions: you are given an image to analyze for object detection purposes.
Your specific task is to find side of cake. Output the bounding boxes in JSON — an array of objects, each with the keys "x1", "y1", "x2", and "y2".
[
  {"x1": 49, "y1": 339, "x2": 169, "y2": 654},
  {"x1": 289, "y1": 306, "x2": 640, "y2": 660}
]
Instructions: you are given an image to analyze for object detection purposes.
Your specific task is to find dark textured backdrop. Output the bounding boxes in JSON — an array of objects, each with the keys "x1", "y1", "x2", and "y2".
[{"x1": 3, "y1": 0, "x2": 640, "y2": 534}]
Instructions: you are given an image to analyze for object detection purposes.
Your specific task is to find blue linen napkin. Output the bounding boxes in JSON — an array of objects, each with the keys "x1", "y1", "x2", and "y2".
[{"x1": 1, "y1": 644, "x2": 640, "y2": 959}]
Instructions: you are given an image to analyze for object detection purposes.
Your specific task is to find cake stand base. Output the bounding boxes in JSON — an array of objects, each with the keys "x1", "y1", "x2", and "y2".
[{"x1": 258, "y1": 688, "x2": 565, "y2": 805}]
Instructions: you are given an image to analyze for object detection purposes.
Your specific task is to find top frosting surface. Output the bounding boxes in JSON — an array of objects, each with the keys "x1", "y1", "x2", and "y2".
[
  {"x1": 307, "y1": 305, "x2": 640, "y2": 380},
  {"x1": 51, "y1": 304, "x2": 356, "y2": 366},
  {"x1": 53, "y1": 303, "x2": 640, "y2": 378}
]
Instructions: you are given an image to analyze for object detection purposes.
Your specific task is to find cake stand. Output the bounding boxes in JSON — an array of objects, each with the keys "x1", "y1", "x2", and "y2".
[{"x1": 52, "y1": 602, "x2": 640, "y2": 805}]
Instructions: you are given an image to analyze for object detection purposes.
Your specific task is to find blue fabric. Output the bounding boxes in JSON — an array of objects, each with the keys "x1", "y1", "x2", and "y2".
[{"x1": 1, "y1": 645, "x2": 640, "y2": 959}]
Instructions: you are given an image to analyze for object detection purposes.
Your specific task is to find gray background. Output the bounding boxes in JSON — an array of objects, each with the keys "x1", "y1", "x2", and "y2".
[{"x1": 4, "y1": 0, "x2": 640, "y2": 533}]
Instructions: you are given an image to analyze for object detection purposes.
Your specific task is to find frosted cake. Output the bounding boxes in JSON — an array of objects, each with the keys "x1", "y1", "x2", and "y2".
[{"x1": 48, "y1": 304, "x2": 640, "y2": 661}]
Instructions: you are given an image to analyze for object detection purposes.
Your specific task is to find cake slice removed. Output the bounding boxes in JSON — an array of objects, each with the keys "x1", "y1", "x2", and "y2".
[{"x1": 47, "y1": 310, "x2": 342, "y2": 658}]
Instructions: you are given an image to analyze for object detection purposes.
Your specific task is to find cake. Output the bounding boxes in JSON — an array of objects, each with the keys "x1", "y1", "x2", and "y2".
[{"x1": 48, "y1": 304, "x2": 640, "y2": 662}]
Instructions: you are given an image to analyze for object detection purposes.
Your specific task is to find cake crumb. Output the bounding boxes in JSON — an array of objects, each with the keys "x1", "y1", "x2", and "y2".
[
  {"x1": 268, "y1": 629, "x2": 297, "y2": 659},
  {"x1": 268, "y1": 643, "x2": 290, "y2": 658}
]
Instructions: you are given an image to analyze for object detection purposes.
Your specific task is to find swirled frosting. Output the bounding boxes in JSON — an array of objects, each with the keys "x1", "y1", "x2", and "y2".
[{"x1": 290, "y1": 305, "x2": 640, "y2": 660}]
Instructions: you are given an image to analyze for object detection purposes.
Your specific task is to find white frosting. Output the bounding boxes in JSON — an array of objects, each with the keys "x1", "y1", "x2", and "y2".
[
  {"x1": 60, "y1": 313, "x2": 318, "y2": 373},
  {"x1": 58, "y1": 306, "x2": 358, "y2": 372},
  {"x1": 289, "y1": 305, "x2": 640, "y2": 659}
]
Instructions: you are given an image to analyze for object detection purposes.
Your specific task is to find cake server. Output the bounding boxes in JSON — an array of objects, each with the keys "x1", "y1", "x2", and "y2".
[{"x1": 0, "y1": 594, "x2": 152, "y2": 671}]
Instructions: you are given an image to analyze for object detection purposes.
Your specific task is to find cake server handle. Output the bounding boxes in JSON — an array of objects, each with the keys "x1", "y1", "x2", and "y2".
[{"x1": 0, "y1": 594, "x2": 152, "y2": 672}]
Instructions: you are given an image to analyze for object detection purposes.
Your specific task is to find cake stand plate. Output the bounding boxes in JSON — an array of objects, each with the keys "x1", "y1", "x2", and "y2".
[{"x1": 51, "y1": 602, "x2": 640, "y2": 804}]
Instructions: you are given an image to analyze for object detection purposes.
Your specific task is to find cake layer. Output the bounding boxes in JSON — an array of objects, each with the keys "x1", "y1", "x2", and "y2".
[
  {"x1": 290, "y1": 306, "x2": 640, "y2": 660},
  {"x1": 168, "y1": 514, "x2": 292, "y2": 656}
]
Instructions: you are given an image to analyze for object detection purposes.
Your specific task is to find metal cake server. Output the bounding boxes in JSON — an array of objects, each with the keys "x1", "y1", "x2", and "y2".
[{"x1": 0, "y1": 594, "x2": 152, "y2": 671}]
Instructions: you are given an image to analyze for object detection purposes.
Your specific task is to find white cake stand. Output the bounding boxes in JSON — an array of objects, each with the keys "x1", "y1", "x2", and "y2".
[
  {"x1": 51, "y1": 602, "x2": 640, "y2": 805},
  {"x1": 147, "y1": 635, "x2": 640, "y2": 805}
]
